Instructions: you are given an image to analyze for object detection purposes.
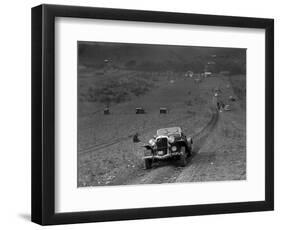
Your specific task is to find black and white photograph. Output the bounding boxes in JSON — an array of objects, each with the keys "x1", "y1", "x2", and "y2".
[
  {"x1": 77, "y1": 41, "x2": 246, "y2": 187},
  {"x1": 29, "y1": 3, "x2": 274, "y2": 226}
]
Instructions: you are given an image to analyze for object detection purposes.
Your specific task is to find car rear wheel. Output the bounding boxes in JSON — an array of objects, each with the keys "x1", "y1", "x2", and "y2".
[
  {"x1": 179, "y1": 146, "x2": 187, "y2": 167},
  {"x1": 144, "y1": 158, "x2": 152, "y2": 169}
]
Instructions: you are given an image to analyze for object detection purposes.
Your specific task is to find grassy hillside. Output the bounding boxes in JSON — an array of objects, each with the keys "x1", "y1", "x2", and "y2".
[
  {"x1": 77, "y1": 42, "x2": 247, "y2": 186},
  {"x1": 78, "y1": 41, "x2": 246, "y2": 73},
  {"x1": 78, "y1": 42, "x2": 246, "y2": 109}
]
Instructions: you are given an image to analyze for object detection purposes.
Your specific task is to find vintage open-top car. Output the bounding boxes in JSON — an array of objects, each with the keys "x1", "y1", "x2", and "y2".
[{"x1": 143, "y1": 127, "x2": 193, "y2": 169}]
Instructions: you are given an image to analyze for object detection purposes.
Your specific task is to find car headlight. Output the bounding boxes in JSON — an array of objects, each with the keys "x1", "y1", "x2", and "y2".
[
  {"x1": 149, "y1": 139, "x2": 156, "y2": 146},
  {"x1": 171, "y1": 145, "x2": 177, "y2": 152},
  {"x1": 186, "y1": 137, "x2": 193, "y2": 145},
  {"x1": 168, "y1": 136, "x2": 175, "y2": 143}
]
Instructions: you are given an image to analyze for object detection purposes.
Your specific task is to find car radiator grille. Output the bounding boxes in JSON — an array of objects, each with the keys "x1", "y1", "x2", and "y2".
[{"x1": 156, "y1": 138, "x2": 168, "y2": 154}]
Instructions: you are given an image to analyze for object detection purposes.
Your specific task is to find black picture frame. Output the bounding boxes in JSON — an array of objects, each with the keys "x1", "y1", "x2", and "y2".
[{"x1": 31, "y1": 4, "x2": 274, "y2": 225}]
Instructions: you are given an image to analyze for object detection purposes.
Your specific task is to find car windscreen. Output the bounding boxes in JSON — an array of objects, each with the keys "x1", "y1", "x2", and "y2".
[{"x1": 157, "y1": 127, "x2": 181, "y2": 136}]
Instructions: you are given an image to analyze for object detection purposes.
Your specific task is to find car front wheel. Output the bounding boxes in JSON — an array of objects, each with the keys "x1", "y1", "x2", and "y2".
[
  {"x1": 179, "y1": 146, "x2": 187, "y2": 167},
  {"x1": 187, "y1": 145, "x2": 192, "y2": 157}
]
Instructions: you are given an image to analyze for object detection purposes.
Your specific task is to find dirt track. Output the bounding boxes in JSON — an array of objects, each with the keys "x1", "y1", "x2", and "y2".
[
  {"x1": 126, "y1": 108, "x2": 219, "y2": 185},
  {"x1": 125, "y1": 104, "x2": 245, "y2": 185}
]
